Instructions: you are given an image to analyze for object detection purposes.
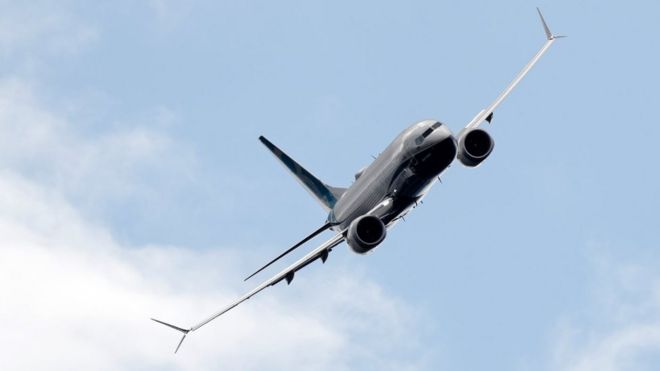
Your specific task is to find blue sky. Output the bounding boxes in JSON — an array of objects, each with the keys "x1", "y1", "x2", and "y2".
[{"x1": 1, "y1": 0, "x2": 659, "y2": 370}]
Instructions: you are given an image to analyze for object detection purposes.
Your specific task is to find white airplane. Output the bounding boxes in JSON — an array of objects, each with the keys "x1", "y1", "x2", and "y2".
[{"x1": 153, "y1": 8, "x2": 563, "y2": 353}]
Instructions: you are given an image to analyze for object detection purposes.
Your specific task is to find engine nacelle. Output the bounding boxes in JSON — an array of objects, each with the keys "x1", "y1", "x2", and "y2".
[
  {"x1": 346, "y1": 215, "x2": 386, "y2": 254},
  {"x1": 457, "y1": 129, "x2": 495, "y2": 167}
]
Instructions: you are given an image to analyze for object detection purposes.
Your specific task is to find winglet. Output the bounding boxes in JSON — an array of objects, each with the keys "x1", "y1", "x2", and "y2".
[
  {"x1": 151, "y1": 318, "x2": 191, "y2": 354},
  {"x1": 463, "y1": 8, "x2": 564, "y2": 131},
  {"x1": 175, "y1": 334, "x2": 188, "y2": 354},
  {"x1": 537, "y1": 8, "x2": 566, "y2": 40}
]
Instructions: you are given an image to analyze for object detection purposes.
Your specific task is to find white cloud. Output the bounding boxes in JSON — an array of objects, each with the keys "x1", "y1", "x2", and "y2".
[
  {"x1": 0, "y1": 1, "x2": 96, "y2": 60},
  {"x1": 0, "y1": 77, "x2": 429, "y2": 370},
  {"x1": 0, "y1": 78, "x2": 197, "y2": 215},
  {"x1": 548, "y1": 252, "x2": 660, "y2": 371},
  {"x1": 0, "y1": 170, "x2": 427, "y2": 370},
  {"x1": 0, "y1": 6, "x2": 431, "y2": 366}
]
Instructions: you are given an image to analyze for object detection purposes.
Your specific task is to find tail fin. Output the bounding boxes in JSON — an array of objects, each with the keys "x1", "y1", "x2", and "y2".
[{"x1": 259, "y1": 136, "x2": 346, "y2": 211}]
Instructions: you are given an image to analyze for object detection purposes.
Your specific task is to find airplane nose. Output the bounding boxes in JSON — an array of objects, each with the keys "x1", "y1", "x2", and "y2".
[{"x1": 433, "y1": 124, "x2": 454, "y2": 141}]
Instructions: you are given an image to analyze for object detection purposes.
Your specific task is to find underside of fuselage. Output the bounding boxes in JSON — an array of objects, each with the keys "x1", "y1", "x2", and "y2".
[{"x1": 330, "y1": 120, "x2": 457, "y2": 229}]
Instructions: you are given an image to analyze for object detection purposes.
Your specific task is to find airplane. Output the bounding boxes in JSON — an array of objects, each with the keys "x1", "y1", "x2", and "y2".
[{"x1": 152, "y1": 8, "x2": 564, "y2": 353}]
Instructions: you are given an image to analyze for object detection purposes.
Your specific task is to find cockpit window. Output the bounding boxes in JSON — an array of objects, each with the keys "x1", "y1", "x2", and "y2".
[{"x1": 415, "y1": 122, "x2": 443, "y2": 145}]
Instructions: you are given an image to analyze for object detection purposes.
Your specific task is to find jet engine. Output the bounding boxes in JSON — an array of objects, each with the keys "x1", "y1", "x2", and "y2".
[
  {"x1": 457, "y1": 129, "x2": 495, "y2": 167},
  {"x1": 346, "y1": 215, "x2": 386, "y2": 254}
]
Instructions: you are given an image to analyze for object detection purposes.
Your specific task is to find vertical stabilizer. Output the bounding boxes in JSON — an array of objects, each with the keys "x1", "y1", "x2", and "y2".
[{"x1": 259, "y1": 136, "x2": 346, "y2": 211}]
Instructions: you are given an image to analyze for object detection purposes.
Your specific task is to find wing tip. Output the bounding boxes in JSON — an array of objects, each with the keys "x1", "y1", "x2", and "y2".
[
  {"x1": 151, "y1": 318, "x2": 192, "y2": 353},
  {"x1": 537, "y1": 8, "x2": 566, "y2": 41},
  {"x1": 174, "y1": 333, "x2": 187, "y2": 354},
  {"x1": 536, "y1": 7, "x2": 552, "y2": 40},
  {"x1": 151, "y1": 317, "x2": 190, "y2": 333}
]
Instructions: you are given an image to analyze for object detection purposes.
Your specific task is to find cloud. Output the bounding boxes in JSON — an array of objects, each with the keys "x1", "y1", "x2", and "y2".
[
  {"x1": 548, "y1": 252, "x2": 660, "y2": 371},
  {"x1": 0, "y1": 166, "x2": 427, "y2": 371},
  {"x1": 0, "y1": 5, "x2": 431, "y2": 367},
  {"x1": 0, "y1": 78, "x2": 430, "y2": 370},
  {"x1": 0, "y1": 78, "x2": 198, "y2": 218},
  {"x1": 0, "y1": 1, "x2": 96, "y2": 61}
]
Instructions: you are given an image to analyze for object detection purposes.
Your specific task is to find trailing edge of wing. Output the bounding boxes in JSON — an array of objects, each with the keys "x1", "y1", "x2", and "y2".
[
  {"x1": 152, "y1": 232, "x2": 345, "y2": 353},
  {"x1": 464, "y1": 9, "x2": 564, "y2": 131}
]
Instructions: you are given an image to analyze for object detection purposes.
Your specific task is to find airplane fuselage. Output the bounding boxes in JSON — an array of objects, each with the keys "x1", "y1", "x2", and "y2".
[{"x1": 329, "y1": 120, "x2": 457, "y2": 231}]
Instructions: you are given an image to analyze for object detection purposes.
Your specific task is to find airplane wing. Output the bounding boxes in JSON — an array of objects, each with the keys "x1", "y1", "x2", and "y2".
[
  {"x1": 464, "y1": 8, "x2": 564, "y2": 131},
  {"x1": 243, "y1": 222, "x2": 334, "y2": 282},
  {"x1": 152, "y1": 231, "x2": 345, "y2": 353}
]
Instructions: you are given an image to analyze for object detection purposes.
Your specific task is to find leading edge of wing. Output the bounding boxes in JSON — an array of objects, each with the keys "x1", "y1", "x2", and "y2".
[
  {"x1": 152, "y1": 232, "x2": 346, "y2": 353},
  {"x1": 464, "y1": 8, "x2": 564, "y2": 131}
]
